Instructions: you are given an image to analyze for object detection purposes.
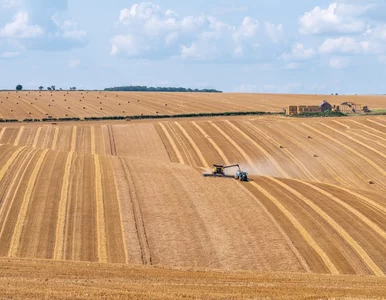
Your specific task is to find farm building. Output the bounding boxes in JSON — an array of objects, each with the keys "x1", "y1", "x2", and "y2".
[{"x1": 320, "y1": 100, "x2": 332, "y2": 112}]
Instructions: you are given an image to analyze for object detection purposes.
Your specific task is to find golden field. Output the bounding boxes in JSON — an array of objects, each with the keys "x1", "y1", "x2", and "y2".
[
  {"x1": 0, "y1": 91, "x2": 385, "y2": 119},
  {"x1": 0, "y1": 93, "x2": 386, "y2": 298}
]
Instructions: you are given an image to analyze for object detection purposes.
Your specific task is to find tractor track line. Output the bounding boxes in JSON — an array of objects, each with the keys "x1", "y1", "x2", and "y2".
[
  {"x1": 249, "y1": 180, "x2": 337, "y2": 274},
  {"x1": 32, "y1": 127, "x2": 41, "y2": 149},
  {"x1": 320, "y1": 123, "x2": 386, "y2": 161},
  {"x1": 110, "y1": 159, "x2": 129, "y2": 264},
  {"x1": 51, "y1": 127, "x2": 59, "y2": 150},
  {"x1": 90, "y1": 126, "x2": 96, "y2": 155},
  {"x1": 175, "y1": 122, "x2": 209, "y2": 168},
  {"x1": 191, "y1": 121, "x2": 230, "y2": 165},
  {"x1": 53, "y1": 151, "x2": 74, "y2": 260},
  {"x1": 158, "y1": 122, "x2": 185, "y2": 164},
  {"x1": 267, "y1": 177, "x2": 385, "y2": 277},
  {"x1": 70, "y1": 126, "x2": 77, "y2": 153},
  {"x1": 119, "y1": 157, "x2": 152, "y2": 265},
  {"x1": 303, "y1": 123, "x2": 386, "y2": 177},
  {"x1": 94, "y1": 154, "x2": 108, "y2": 263},
  {"x1": 13, "y1": 126, "x2": 24, "y2": 146},
  {"x1": 8, "y1": 149, "x2": 49, "y2": 257},
  {"x1": 350, "y1": 132, "x2": 386, "y2": 149},
  {"x1": 0, "y1": 127, "x2": 6, "y2": 142},
  {"x1": 225, "y1": 120, "x2": 289, "y2": 177},
  {"x1": 295, "y1": 180, "x2": 386, "y2": 241},
  {"x1": 245, "y1": 122, "x2": 318, "y2": 181},
  {"x1": 107, "y1": 125, "x2": 117, "y2": 155}
]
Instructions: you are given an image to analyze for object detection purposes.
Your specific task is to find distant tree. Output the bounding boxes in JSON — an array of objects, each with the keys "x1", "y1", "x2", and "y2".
[
  {"x1": 59, "y1": 88, "x2": 62, "y2": 91},
  {"x1": 47, "y1": 87, "x2": 52, "y2": 91},
  {"x1": 72, "y1": 87, "x2": 77, "y2": 90},
  {"x1": 39, "y1": 86, "x2": 44, "y2": 91},
  {"x1": 16, "y1": 84, "x2": 23, "y2": 91},
  {"x1": 51, "y1": 85, "x2": 56, "y2": 91}
]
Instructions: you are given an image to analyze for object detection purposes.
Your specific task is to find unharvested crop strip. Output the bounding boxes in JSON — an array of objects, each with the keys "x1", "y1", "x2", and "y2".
[
  {"x1": 191, "y1": 121, "x2": 230, "y2": 164},
  {"x1": 70, "y1": 126, "x2": 77, "y2": 152},
  {"x1": 297, "y1": 181, "x2": 386, "y2": 241},
  {"x1": 32, "y1": 127, "x2": 41, "y2": 148},
  {"x1": 367, "y1": 119, "x2": 386, "y2": 129},
  {"x1": 8, "y1": 149, "x2": 49, "y2": 257},
  {"x1": 158, "y1": 122, "x2": 185, "y2": 164},
  {"x1": 0, "y1": 128, "x2": 6, "y2": 142},
  {"x1": 351, "y1": 131, "x2": 386, "y2": 145},
  {"x1": 249, "y1": 180, "x2": 338, "y2": 274},
  {"x1": 94, "y1": 155, "x2": 108, "y2": 263},
  {"x1": 119, "y1": 158, "x2": 151, "y2": 265},
  {"x1": 53, "y1": 152, "x2": 74, "y2": 260},
  {"x1": 169, "y1": 124, "x2": 192, "y2": 164},
  {"x1": 245, "y1": 122, "x2": 317, "y2": 181},
  {"x1": 13, "y1": 126, "x2": 24, "y2": 146},
  {"x1": 0, "y1": 147, "x2": 26, "y2": 185},
  {"x1": 175, "y1": 122, "x2": 209, "y2": 168},
  {"x1": 303, "y1": 123, "x2": 386, "y2": 176},
  {"x1": 332, "y1": 120, "x2": 350, "y2": 130},
  {"x1": 90, "y1": 126, "x2": 96, "y2": 155},
  {"x1": 51, "y1": 127, "x2": 59, "y2": 150},
  {"x1": 267, "y1": 177, "x2": 385, "y2": 277},
  {"x1": 320, "y1": 123, "x2": 386, "y2": 160},
  {"x1": 225, "y1": 121, "x2": 289, "y2": 177},
  {"x1": 0, "y1": 149, "x2": 37, "y2": 239},
  {"x1": 348, "y1": 120, "x2": 386, "y2": 136}
]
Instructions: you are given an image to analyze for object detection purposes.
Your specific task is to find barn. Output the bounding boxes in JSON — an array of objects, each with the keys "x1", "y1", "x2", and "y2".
[{"x1": 320, "y1": 100, "x2": 332, "y2": 112}]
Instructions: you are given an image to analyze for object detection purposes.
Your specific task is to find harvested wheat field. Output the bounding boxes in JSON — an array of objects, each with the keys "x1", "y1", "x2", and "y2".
[
  {"x1": 0, "y1": 91, "x2": 385, "y2": 120},
  {"x1": 0, "y1": 110, "x2": 386, "y2": 298}
]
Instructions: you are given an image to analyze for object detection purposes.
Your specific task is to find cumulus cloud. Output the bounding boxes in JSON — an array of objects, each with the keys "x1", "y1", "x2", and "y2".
[
  {"x1": 265, "y1": 22, "x2": 283, "y2": 42},
  {"x1": 0, "y1": 51, "x2": 20, "y2": 58},
  {"x1": 329, "y1": 56, "x2": 350, "y2": 69},
  {"x1": 111, "y1": 2, "x2": 280, "y2": 61},
  {"x1": 51, "y1": 14, "x2": 87, "y2": 41},
  {"x1": 281, "y1": 43, "x2": 315, "y2": 60},
  {"x1": 299, "y1": 3, "x2": 370, "y2": 35},
  {"x1": 0, "y1": 12, "x2": 44, "y2": 38},
  {"x1": 319, "y1": 37, "x2": 369, "y2": 54}
]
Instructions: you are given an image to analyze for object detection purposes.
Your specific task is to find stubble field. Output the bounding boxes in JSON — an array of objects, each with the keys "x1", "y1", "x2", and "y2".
[{"x1": 0, "y1": 93, "x2": 385, "y2": 298}]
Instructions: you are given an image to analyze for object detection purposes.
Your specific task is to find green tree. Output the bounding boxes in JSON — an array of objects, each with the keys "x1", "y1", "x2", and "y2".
[
  {"x1": 39, "y1": 86, "x2": 44, "y2": 91},
  {"x1": 16, "y1": 84, "x2": 23, "y2": 91}
]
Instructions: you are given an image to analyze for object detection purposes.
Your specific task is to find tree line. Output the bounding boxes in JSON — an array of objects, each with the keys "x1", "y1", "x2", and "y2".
[{"x1": 104, "y1": 86, "x2": 222, "y2": 93}]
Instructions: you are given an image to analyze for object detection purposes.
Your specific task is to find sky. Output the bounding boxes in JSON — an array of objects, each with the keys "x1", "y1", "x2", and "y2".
[{"x1": 0, "y1": 0, "x2": 385, "y2": 94}]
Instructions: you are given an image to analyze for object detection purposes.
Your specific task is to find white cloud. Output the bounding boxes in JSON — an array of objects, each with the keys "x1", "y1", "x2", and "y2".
[
  {"x1": 111, "y1": 2, "x2": 268, "y2": 61},
  {"x1": 265, "y1": 22, "x2": 283, "y2": 42},
  {"x1": 319, "y1": 37, "x2": 369, "y2": 54},
  {"x1": 281, "y1": 43, "x2": 315, "y2": 60},
  {"x1": 299, "y1": 3, "x2": 369, "y2": 35},
  {"x1": 0, "y1": 12, "x2": 44, "y2": 38},
  {"x1": 329, "y1": 56, "x2": 350, "y2": 69},
  {"x1": 69, "y1": 59, "x2": 81, "y2": 68},
  {"x1": 51, "y1": 15, "x2": 87, "y2": 40},
  {"x1": 0, "y1": 51, "x2": 20, "y2": 58},
  {"x1": 284, "y1": 62, "x2": 300, "y2": 69},
  {"x1": 1, "y1": 0, "x2": 17, "y2": 8}
]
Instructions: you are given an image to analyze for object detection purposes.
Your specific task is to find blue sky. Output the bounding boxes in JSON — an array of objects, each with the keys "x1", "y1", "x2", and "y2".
[{"x1": 0, "y1": 0, "x2": 385, "y2": 93}]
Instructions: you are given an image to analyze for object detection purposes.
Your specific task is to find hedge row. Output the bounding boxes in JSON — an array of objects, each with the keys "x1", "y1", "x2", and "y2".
[
  {"x1": 42, "y1": 117, "x2": 81, "y2": 122},
  {"x1": 0, "y1": 119, "x2": 18, "y2": 123},
  {"x1": 289, "y1": 111, "x2": 346, "y2": 118}
]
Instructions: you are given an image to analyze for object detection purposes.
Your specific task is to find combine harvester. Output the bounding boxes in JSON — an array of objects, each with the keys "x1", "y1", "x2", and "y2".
[{"x1": 203, "y1": 164, "x2": 249, "y2": 182}]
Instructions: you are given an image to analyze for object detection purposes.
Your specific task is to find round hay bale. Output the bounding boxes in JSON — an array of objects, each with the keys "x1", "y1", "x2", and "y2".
[
  {"x1": 48, "y1": 104, "x2": 51, "y2": 106},
  {"x1": 164, "y1": 103, "x2": 168, "y2": 106},
  {"x1": 118, "y1": 103, "x2": 121, "y2": 105},
  {"x1": 368, "y1": 180, "x2": 374, "y2": 184},
  {"x1": 97, "y1": 97, "x2": 99, "y2": 99},
  {"x1": 136, "y1": 100, "x2": 139, "y2": 102},
  {"x1": 16, "y1": 102, "x2": 18, "y2": 104},
  {"x1": 127, "y1": 101, "x2": 130, "y2": 103},
  {"x1": 18, "y1": 96, "x2": 20, "y2": 98},
  {"x1": 100, "y1": 108, "x2": 103, "y2": 110},
  {"x1": 308, "y1": 136, "x2": 312, "y2": 139},
  {"x1": 279, "y1": 145, "x2": 284, "y2": 149},
  {"x1": 313, "y1": 154, "x2": 318, "y2": 158},
  {"x1": 122, "y1": 110, "x2": 125, "y2": 113},
  {"x1": 116, "y1": 95, "x2": 118, "y2": 97},
  {"x1": 100, "y1": 102, "x2": 102, "y2": 104},
  {"x1": 104, "y1": 95, "x2": 106, "y2": 97},
  {"x1": 68, "y1": 107, "x2": 70, "y2": 109},
  {"x1": 156, "y1": 111, "x2": 159, "y2": 114},
  {"x1": 83, "y1": 107, "x2": 86, "y2": 109},
  {"x1": 29, "y1": 112, "x2": 31, "y2": 115},
  {"x1": 10, "y1": 109, "x2": 13, "y2": 112},
  {"x1": 65, "y1": 114, "x2": 68, "y2": 117},
  {"x1": 79, "y1": 100, "x2": 82, "y2": 102}
]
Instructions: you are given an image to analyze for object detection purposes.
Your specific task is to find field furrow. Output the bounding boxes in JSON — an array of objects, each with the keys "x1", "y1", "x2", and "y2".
[
  {"x1": 268, "y1": 177, "x2": 385, "y2": 277},
  {"x1": 53, "y1": 151, "x2": 74, "y2": 260},
  {"x1": 32, "y1": 127, "x2": 41, "y2": 148},
  {"x1": 94, "y1": 155, "x2": 108, "y2": 263},
  {"x1": 51, "y1": 127, "x2": 59, "y2": 150},
  {"x1": 8, "y1": 149, "x2": 49, "y2": 257},
  {"x1": 158, "y1": 122, "x2": 185, "y2": 164}
]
